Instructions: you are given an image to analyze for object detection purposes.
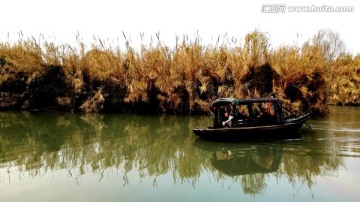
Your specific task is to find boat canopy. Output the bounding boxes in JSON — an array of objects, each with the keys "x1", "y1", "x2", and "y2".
[
  {"x1": 211, "y1": 97, "x2": 281, "y2": 107},
  {"x1": 210, "y1": 97, "x2": 284, "y2": 128}
]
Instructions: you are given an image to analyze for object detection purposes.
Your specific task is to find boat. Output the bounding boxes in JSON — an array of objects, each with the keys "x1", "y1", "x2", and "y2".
[{"x1": 193, "y1": 97, "x2": 311, "y2": 141}]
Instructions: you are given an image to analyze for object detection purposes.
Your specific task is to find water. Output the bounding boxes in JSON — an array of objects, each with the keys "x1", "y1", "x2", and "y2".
[{"x1": 0, "y1": 106, "x2": 359, "y2": 202}]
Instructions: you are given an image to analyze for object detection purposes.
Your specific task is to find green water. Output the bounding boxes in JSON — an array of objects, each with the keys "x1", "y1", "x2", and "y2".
[{"x1": 0, "y1": 106, "x2": 359, "y2": 202}]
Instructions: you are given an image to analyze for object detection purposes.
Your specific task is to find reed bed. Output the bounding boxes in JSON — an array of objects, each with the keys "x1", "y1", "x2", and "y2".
[{"x1": 0, "y1": 30, "x2": 358, "y2": 116}]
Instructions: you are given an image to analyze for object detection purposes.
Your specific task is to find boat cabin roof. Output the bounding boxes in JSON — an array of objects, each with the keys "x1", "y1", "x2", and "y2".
[{"x1": 211, "y1": 97, "x2": 280, "y2": 106}]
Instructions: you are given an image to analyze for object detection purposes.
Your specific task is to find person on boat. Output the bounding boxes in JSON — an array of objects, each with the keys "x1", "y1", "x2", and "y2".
[
  {"x1": 234, "y1": 106, "x2": 249, "y2": 126},
  {"x1": 258, "y1": 107, "x2": 271, "y2": 125},
  {"x1": 266, "y1": 102, "x2": 276, "y2": 117},
  {"x1": 219, "y1": 106, "x2": 227, "y2": 122},
  {"x1": 266, "y1": 102, "x2": 282, "y2": 123},
  {"x1": 258, "y1": 102, "x2": 279, "y2": 125},
  {"x1": 222, "y1": 112, "x2": 234, "y2": 127}
]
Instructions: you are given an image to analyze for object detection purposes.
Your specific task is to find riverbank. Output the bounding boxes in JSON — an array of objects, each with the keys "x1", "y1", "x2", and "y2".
[{"x1": 1, "y1": 30, "x2": 359, "y2": 116}]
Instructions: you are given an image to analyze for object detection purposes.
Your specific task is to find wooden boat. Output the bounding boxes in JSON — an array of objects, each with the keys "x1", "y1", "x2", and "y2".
[{"x1": 193, "y1": 97, "x2": 311, "y2": 141}]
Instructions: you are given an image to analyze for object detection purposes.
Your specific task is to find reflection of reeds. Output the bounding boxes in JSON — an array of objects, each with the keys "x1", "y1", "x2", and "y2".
[
  {"x1": 0, "y1": 111, "x2": 346, "y2": 191},
  {"x1": 0, "y1": 112, "x2": 206, "y2": 184},
  {"x1": 0, "y1": 30, "x2": 358, "y2": 115}
]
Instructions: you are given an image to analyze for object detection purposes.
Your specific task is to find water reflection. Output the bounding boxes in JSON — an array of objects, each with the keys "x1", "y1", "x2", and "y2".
[
  {"x1": 193, "y1": 136, "x2": 347, "y2": 194},
  {"x1": 210, "y1": 143, "x2": 283, "y2": 195},
  {"x1": 210, "y1": 146, "x2": 282, "y2": 176},
  {"x1": 0, "y1": 107, "x2": 360, "y2": 200},
  {"x1": 0, "y1": 112, "x2": 206, "y2": 185}
]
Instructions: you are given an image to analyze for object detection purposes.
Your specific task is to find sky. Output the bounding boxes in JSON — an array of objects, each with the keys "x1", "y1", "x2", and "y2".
[{"x1": 1, "y1": 0, "x2": 359, "y2": 54}]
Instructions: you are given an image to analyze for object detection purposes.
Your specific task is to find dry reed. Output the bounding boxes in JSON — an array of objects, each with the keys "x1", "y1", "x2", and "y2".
[{"x1": 0, "y1": 29, "x2": 358, "y2": 116}]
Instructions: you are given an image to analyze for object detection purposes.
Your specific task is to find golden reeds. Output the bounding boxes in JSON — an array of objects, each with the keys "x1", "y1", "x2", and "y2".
[{"x1": 0, "y1": 29, "x2": 358, "y2": 116}]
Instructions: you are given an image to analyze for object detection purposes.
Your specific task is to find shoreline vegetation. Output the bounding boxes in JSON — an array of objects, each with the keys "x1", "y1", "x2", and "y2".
[{"x1": 0, "y1": 29, "x2": 359, "y2": 116}]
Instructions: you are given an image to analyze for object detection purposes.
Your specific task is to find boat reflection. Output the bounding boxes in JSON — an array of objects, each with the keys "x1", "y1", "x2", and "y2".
[
  {"x1": 193, "y1": 140, "x2": 283, "y2": 177},
  {"x1": 211, "y1": 146, "x2": 282, "y2": 176}
]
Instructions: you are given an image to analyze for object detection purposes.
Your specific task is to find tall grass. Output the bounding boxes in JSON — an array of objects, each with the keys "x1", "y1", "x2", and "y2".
[{"x1": 0, "y1": 29, "x2": 358, "y2": 116}]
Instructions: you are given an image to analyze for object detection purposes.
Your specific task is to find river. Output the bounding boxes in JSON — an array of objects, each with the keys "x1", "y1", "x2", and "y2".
[{"x1": 0, "y1": 106, "x2": 359, "y2": 201}]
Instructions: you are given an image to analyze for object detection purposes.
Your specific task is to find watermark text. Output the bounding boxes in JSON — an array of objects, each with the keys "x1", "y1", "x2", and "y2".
[{"x1": 262, "y1": 4, "x2": 355, "y2": 13}]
